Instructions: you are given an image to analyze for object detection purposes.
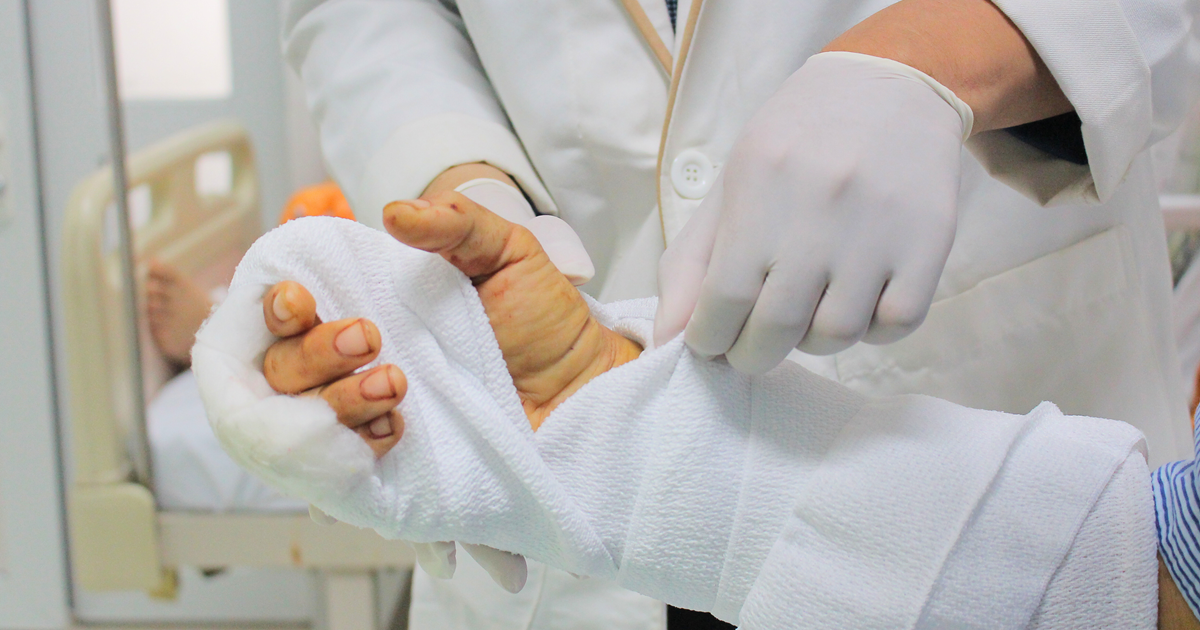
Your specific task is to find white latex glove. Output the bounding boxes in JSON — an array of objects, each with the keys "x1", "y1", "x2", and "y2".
[
  {"x1": 455, "y1": 178, "x2": 595, "y2": 286},
  {"x1": 654, "y1": 52, "x2": 974, "y2": 374},
  {"x1": 410, "y1": 541, "x2": 528, "y2": 594}
]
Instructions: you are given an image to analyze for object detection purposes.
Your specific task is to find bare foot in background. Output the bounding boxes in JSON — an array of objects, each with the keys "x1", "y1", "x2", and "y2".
[{"x1": 146, "y1": 260, "x2": 213, "y2": 367}]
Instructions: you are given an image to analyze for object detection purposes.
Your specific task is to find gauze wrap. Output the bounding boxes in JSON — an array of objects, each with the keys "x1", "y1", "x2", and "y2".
[{"x1": 193, "y1": 218, "x2": 1155, "y2": 628}]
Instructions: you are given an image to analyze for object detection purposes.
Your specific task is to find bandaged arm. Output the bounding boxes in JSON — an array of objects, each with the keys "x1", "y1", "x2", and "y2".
[{"x1": 194, "y1": 218, "x2": 1154, "y2": 628}]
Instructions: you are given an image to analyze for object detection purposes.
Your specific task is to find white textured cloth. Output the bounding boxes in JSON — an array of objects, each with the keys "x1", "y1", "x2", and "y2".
[
  {"x1": 148, "y1": 370, "x2": 306, "y2": 513},
  {"x1": 193, "y1": 218, "x2": 1155, "y2": 627}
]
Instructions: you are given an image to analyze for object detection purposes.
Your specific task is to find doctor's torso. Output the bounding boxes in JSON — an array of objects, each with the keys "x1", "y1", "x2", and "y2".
[{"x1": 450, "y1": 0, "x2": 1188, "y2": 463}]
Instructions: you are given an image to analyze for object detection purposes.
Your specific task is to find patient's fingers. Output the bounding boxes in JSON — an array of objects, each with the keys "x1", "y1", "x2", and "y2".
[
  {"x1": 354, "y1": 410, "x2": 403, "y2": 458},
  {"x1": 318, "y1": 364, "x2": 407, "y2": 428},
  {"x1": 263, "y1": 281, "x2": 319, "y2": 338},
  {"x1": 263, "y1": 318, "x2": 381, "y2": 394},
  {"x1": 383, "y1": 191, "x2": 544, "y2": 280},
  {"x1": 314, "y1": 364, "x2": 406, "y2": 458}
]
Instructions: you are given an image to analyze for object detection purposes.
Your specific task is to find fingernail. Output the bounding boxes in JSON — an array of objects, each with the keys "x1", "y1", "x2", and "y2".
[
  {"x1": 335, "y1": 321, "x2": 371, "y2": 356},
  {"x1": 361, "y1": 368, "x2": 395, "y2": 400},
  {"x1": 368, "y1": 416, "x2": 393, "y2": 438},
  {"x1": 272, "y1": 288, "x2": 293, "y2": 322},
  {"x1": 391, "y1": 198, "x2": 431, "y2": 210}
]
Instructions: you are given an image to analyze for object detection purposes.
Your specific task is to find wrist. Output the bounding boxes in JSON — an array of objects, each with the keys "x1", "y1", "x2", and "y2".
[
  {"x1": 823, "y1": 0, "x2": 1071, "y2": 134},
  {"x1": 423, "y1": 163, "x2": 518, "y2": 197},
  {"x1": 524, "y1": 322, "x2": 642, "y2": 431},
  {"x1": 809, "y1": 51, "x2": 974, "y2": 142}
]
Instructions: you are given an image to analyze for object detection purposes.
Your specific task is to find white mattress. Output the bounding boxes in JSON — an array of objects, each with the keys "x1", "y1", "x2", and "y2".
[{"x1": 148, "y1": 370, "x2": 306, "y2": 512}]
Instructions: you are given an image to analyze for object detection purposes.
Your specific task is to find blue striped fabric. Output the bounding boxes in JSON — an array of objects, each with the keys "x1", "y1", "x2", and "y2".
[
  {"x1": 1153, "y1": 415, "x2": 1200, "y2": 619},
  {"x1": 665, "y1": 0, "x2": 677, "y2": 30}
]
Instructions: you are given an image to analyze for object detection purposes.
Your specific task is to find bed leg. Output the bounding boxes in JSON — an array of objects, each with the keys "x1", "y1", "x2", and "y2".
[{"x1": 318, "y1": 570, "x2": 378, "y2": 630}]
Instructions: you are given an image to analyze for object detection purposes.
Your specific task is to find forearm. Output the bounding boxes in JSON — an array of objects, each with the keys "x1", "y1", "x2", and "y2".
[{"x1": 823, "y1": 0, "x2": 1072, "y2": 134}]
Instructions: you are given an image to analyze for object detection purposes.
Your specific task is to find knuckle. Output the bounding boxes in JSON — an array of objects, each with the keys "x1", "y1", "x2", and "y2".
[
  {"x1": 262, "y1": 344, "x2": 298, "y2": 393},
  {"x1": 873, "y1": 298, "x2": 927, "y2": 333},
  {"x1": 808, "y1": 315, "x2": 866, "y2": 346},
  {"x1": 427, "y1": 189, "x2": 466, "y2": 211},
  {"x1": 708, "y1": 281, "x2": 759, "y2": 312}
]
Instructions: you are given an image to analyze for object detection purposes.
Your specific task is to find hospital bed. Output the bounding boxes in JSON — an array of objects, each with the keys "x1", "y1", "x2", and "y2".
[{"x1": 61, "y1": 119, "x2": 413, "y2": 629}]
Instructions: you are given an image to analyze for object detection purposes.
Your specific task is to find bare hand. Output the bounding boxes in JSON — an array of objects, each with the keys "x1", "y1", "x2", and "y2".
[{"x1": 260, "y1": 191, "x2": 640, "y2": 458}]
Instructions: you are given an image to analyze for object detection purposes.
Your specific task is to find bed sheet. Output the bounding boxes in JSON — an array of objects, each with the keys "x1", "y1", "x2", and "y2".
[{"x1": 148, "y1": 369, "x2": 306, "y2": 512}]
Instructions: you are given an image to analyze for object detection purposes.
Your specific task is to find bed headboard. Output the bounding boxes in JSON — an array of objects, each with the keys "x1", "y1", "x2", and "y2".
[{"x1": 62, "y1": 119, "x2": 259, "y2": 488}]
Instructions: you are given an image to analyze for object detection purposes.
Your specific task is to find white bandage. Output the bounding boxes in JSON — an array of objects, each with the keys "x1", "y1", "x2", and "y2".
[{"x1": 193, "y1": 218, "x2": 1152, "y2": 627}]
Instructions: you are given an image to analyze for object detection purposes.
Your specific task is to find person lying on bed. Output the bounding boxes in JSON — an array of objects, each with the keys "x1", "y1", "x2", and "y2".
[{"x1": 194, "y1": 192, "x2": 1200, "y2": 629}]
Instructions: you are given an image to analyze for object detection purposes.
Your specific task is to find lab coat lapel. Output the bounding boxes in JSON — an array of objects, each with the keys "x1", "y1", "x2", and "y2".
[
  {"x1": 655, "y1": 0, "x2": 705, "y2": 245},
  {"x1": 617, "y1": 0, "x2": 673, "y2": 75}
]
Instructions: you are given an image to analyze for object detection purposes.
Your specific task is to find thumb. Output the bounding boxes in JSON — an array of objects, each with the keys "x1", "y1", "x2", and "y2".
[
  {"x1": 654, "y1": 182, "x2": 723, "y2": 347},
  {"x1": 383, "y1": 191, "x2": 545, "y2": 280}
]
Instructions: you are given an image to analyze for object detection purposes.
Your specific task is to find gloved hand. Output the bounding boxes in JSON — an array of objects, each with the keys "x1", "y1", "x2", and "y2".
[{"x1": 654, "y1": 52, "x2": 974, "y2": 374}]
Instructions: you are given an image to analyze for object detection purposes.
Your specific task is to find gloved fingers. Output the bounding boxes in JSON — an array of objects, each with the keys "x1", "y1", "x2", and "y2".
[
  {"x1": 796, "y1": 272, "x2": 888, "y2": 356},
  {"x1": 262, "y1": 280, "x2": 320, "y2": 338},
  {"x1": 654, "y1": 183, "x2": 723, "y2": 347},
  {"x1": 684, "y1": 267, "x2": 765, "y2": 358},
  {"x1": 461, "y1": 543, "x2": 529, "y2": 594},
  {"x1": 682, "y1": 213, "x2": 771, "y2": 356},
  {"x1": 525, "y1": 215, "x2": 595, "y2": 286},
  {"x1": 262, "y1": 318, "x2": 382, "y2": 394},
  {"x1": 411, "y1": 541, "x2": 457, "y2": 579},
  {"x1": 861, "y1": 266, "x2": 940, "y2": 346},
  {"x1": 308, "y1": 504, "x2": 338, "y2": 526},
  {"x1": 724, "y1": 269, "x2": 827, "y2": 374}
]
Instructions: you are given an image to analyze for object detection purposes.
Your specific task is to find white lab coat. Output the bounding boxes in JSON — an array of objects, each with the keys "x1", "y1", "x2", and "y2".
[{"x1": 284, "y1": 0, "x2": 1199, "y2": 627}]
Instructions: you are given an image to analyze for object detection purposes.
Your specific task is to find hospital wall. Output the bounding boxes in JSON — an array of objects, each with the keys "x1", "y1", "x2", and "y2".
[{"x1": 0, "y1": 0, "x2": 75, "y2": 626}]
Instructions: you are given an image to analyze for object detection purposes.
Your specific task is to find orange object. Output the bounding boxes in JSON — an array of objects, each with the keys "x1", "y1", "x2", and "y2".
[{"x1": 278, "y1": 181, "x2": 355, "y2": 225}]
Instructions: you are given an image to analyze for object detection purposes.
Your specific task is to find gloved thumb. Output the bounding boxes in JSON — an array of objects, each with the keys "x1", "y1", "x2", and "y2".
[
  {"x1": 461, "y1": 543, "x2": 529, "y2": 593},
  {"x1": 411, "y1": 541, "x2": 457, "y2": 579},
  {"x1": 654, "y1": 182, "x2": 722, "y2": 347}
]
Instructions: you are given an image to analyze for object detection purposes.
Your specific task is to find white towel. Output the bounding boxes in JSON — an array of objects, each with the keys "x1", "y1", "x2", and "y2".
[{"x1": 193, "y1": 218, "x2": 1155, "y2": 628}]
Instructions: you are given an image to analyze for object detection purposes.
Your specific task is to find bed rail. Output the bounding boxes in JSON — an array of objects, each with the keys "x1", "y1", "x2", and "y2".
[
  {"x1": 61, "y1": 121, "x2": 415, "y2": 608},
  {"x1": 62, "y1": 119, "x2": 259, "y2": 591}
]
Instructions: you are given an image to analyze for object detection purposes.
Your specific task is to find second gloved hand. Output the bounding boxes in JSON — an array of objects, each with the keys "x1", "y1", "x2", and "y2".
[{"x1": 654, "y1": 52, "x2": 974, "y2": 373}]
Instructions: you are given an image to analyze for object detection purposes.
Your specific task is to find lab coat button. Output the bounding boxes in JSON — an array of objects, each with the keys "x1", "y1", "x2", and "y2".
[{"x1": 671, "y1": 149, "x2": 714, "y2": 199}]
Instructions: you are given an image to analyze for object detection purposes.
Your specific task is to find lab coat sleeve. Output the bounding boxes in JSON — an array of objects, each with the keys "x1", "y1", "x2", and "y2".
[
  {"x1": 283, "y1": 0, "x2": 557, "y2": 230},
  {"x1": 966, "y1": 0, "x2": 1200, "y2": 205}
]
